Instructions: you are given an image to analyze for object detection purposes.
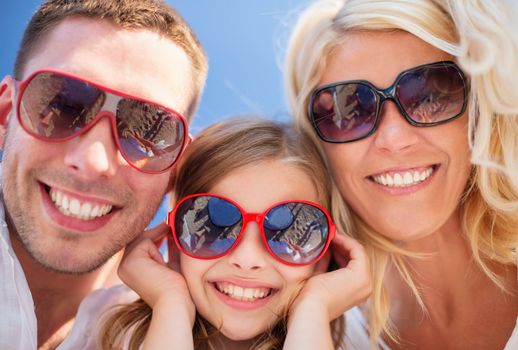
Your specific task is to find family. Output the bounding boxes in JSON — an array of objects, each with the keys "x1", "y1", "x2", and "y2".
[{"x1": 0, "y1": 0, "x2": 517, "y2": 349}]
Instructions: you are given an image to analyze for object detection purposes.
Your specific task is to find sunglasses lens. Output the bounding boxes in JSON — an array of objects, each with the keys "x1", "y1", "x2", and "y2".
[
  {"x1": 116, "y1": 99, "x2": 185, "y2": 172},
  {"x1": 311, "y1": 83, "x2": 377, "y2": 142},
  {"x1": 263, "y1": 202, "x2": 329, "y2": 264},
  {"x1": 396, "y1": 64, "x2": 466, "y2": 124},
  {"x1": 173, "y1": 196, "x2": 242, "y2": 258},
  {"x1": 20, "y1": 72, "x2": 105, "y2": 139}
]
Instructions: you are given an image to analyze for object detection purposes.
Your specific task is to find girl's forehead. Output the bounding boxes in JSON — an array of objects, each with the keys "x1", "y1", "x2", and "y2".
[{"x1": 208, "y1": 160, "x2": 321, "y2": 213}]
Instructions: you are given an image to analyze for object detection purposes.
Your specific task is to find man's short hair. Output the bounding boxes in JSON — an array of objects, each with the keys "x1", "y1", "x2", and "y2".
[{"x1": 14, "y1": 0, "x2": 208, "y2": 119}]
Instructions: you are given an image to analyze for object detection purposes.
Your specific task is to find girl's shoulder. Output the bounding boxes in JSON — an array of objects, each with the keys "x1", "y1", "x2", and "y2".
[
  {"x1": 344, "y1": 307, "x2": 391, "y2": 350},
  {"x1": 57, "y1": 284, "x2": 139, "y2": 350}
]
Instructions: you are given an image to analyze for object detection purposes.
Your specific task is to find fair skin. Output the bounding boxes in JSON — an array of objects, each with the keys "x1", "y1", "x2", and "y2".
[
  {"x1": 119, "y1": 159, "x2": 371, "y2": 350},
  {"x1": 0, "y1": 17, "x2": 195, "y2": 349},
  {"x1": 318, "y1": 31, "x2": 518, "y2": 349}
]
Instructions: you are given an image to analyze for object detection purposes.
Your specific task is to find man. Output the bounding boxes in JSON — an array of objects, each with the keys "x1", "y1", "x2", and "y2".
[{"x1": 0, "y1": 1, "x2": 208, "y2": 348}]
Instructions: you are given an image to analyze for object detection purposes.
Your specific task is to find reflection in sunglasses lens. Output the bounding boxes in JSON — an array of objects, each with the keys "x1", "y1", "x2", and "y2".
[
  {"x1": 264, "y1": 204, "x2": 293, "y2": 230},
  {"x1": 174, "y1": 196, "x2": 241, "y2": 258},
  {"x1": 208, "y1": 197, "x2": 241, "y2": 227},
  {"x1": 265, "y1": 203, "x2": 328, "y2": 264},
  {"x1": 21, "y1": 73, "x2": 105, "y2": 139},
  {"x1": 397, "y1": 65, "x2": 465, "y2": 124}
]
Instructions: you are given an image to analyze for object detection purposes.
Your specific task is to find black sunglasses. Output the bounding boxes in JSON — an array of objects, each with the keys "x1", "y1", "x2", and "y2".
[{"x1": 308, "y1": 61, "x2": 468, "y2": 143}]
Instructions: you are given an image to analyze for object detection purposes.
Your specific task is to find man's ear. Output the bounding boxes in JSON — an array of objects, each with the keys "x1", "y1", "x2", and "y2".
[{"x1": 0, "y1": 76, "x2": 15, "y2": 149}]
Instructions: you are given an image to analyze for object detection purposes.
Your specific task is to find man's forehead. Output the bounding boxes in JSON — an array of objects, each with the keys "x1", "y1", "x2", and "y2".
[{"x1": 21, "y1": 17, "x2": 195, "y2": 116}]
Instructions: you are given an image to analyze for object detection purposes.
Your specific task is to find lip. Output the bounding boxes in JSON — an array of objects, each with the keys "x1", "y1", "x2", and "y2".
[
  {"x1": 208, "y1": 278, "x2": 278, "y2": 311},
  {"x1": 40, "y1": 183, "x2": 117, "y2": 232},
  {"x1": 367, "y1": 164, "x2": 440, "y2": 196}
]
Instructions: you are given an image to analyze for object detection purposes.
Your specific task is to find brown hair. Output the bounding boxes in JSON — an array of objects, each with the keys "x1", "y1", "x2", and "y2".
[
  {"x1": 13, "y1": 0, "x2": 208, "y2": 119},
  {"x1": 99, "y1": 116, "x2": 345, "y2": 349}
]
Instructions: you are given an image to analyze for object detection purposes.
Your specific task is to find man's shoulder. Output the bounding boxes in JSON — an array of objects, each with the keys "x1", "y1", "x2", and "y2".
[{"x1": 57, "y1": 284, "x2": 139, "y2": 350}]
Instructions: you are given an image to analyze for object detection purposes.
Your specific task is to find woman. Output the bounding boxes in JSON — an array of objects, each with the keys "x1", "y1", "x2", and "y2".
[
  {"x1": 284, "y1": 0, "x2": 518, "y2": 349},
  {"x1": 99, "y1": 117, "x2": 371, "y2": 349}
]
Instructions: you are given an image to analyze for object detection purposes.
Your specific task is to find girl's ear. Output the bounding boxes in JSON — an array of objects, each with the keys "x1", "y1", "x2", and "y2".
[
  {"x1": 314, "y1": 250, "x2": 332, "y2": 275},
  {"x1": 0, "y1": 76, "x2": 15, "y2": 149}
]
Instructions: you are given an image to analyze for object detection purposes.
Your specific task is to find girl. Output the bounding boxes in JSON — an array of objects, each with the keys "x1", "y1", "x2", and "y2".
[
  {"x1": 100, "y1": 117, "x2": 371, "y2": 349},
  {"x1": 284, "y1": 0, "x2": 518, "y2": 349}
]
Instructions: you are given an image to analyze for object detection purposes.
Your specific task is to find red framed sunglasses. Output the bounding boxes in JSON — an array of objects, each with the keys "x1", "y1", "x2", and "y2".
[
  {"x1": 168, "y1": 193, "x2": 336, "y2": 266},
  {"x1": 14, "y1": 69, "x2": 189, "y2": 173}
]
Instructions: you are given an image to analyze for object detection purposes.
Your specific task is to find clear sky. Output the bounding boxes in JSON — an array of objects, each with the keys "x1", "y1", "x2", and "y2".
[
  {"x1": 0, "y1": 1, "x2": 308, "y2": 225},
  {"x1": 1, "y1": 1, "x2": 307, "y2": 133}
]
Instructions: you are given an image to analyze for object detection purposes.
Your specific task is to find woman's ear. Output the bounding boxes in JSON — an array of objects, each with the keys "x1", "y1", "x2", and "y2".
[{"x1": 0, "y1": 76, "x2": 15, "y2": 149}]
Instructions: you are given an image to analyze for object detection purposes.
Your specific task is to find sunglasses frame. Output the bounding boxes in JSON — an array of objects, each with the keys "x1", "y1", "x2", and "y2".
[
  {"x1": 14, "y1": 68, "x2": 190, "y2": 174},
  {"x1": 308, "y1": 61, "x2": 468, "y2": 143},
  {"x1": 168, "y1": 193, "x2": 336, "y2": 266}
]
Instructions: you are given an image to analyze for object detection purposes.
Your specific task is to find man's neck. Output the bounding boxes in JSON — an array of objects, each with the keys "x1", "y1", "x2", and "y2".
[{"x1": 9, "y1": 232, "x2": 122, "y2": 349}]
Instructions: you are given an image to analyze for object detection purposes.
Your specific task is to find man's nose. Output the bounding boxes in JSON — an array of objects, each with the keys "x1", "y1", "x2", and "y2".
[{"x1": 63, "y1": 115, "x2": 124, "y2": 179}]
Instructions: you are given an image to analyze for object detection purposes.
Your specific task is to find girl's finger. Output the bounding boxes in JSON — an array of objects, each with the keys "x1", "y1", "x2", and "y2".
[
  {"x1": 331, "y1": 234, "x2": 368, "y2": 269},
  {"x1": 144, "y1": 222, "x2": 170, "y2": 246}
]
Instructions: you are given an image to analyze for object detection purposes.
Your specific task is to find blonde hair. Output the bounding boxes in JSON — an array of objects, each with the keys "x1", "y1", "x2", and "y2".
[
  {"x1": 13, "y1": 0, "x2": 208, "y2": 119},
  {"x1": 100, "y1": 116, "x2": 345, "y2": 349},
  {"x1": 284, "y1": 0, "x2": 518, "y2": 343}
]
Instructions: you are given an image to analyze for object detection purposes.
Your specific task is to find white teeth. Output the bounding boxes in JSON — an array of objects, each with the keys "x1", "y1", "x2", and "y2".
[
  {"x1": 62, "y1": 195, "x2": 69, "y2": 211},
  {"x1": 394, "y1": 173, "x2": 403, "y2": 186},
  {"x1": 48, "y1": 188, "x2": 113, "y2": 221},
  {"x1": 69, "y1": 199, "x2": 81, "y2": 216},
  {"x1": 372, "y1": 167, "x2": 434, "y2": 188},
  {"x1": 215, "y1": 282, "x2": 272, "y2": 302}
]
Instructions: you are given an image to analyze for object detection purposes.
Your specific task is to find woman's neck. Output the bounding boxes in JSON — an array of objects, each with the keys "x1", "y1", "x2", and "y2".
[{"x1": 385, "y1": 208, "x2": 516, "y2": 323}]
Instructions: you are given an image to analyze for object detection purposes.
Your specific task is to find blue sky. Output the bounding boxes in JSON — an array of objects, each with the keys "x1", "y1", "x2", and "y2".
[
  {"x1": 0, "y1": 1, "x2": 308, "y2": 225},
  {"x1": 1, "y1": 1, "x2": 307, "y2": 133}
]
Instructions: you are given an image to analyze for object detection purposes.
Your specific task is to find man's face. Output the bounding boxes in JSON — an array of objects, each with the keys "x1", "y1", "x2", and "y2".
[{"x1": 0, "y1": 17, "x2": 195, "y2": 273}]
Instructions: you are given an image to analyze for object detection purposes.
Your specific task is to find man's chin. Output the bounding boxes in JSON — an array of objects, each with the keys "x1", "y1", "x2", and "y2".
[{"x1": 25, "y1": 242, "x2": 121, "y2": 275}]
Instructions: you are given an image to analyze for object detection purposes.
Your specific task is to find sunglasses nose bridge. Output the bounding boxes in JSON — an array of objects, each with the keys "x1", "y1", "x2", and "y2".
[
  {"x1": 81, "y1": 110, "x2": 118, "y2": 140},
  {"x1": 243, "y1": 213, "x2": 262, "y2": 224}
]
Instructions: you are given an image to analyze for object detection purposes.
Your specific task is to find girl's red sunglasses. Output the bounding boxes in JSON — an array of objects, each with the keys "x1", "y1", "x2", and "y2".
[{"x1": 168, "y1": 193, "x2": 336, "y2": 266}]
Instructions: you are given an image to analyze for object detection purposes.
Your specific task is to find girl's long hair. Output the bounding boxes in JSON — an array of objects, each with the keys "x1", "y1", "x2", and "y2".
[{"x1": 99, "y1": 116, "x2": 346, "y2": 349}]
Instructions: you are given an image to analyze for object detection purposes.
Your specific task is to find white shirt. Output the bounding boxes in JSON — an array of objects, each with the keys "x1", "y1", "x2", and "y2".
[
  {"x1": 0, "y1": 193, "x2": 137, "y2": 349},
  {"x1": 344, "y1": 306, "x2": 518, "y2": 350}
]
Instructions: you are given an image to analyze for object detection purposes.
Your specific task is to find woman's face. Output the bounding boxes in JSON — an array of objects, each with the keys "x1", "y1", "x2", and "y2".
[
  {"x1": 317, "y1": 31, "x2": 471, "y2": 242},
  {"x1": 180, "y1": 160, "x2": 323, "y2": 343}
]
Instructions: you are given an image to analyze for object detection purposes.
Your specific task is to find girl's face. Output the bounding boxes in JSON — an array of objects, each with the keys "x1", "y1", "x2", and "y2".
[
  {"x1": 318, "y1": 31, "x2": 472, "y2": 243},
  {"x1": 180, "y1": 159, "x2": 323, "y2": 343}
]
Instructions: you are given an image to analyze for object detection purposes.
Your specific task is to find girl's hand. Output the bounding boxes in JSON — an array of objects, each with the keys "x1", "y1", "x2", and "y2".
[
  {"x1": 118, "y1": 223, "x2": 195, "y2": 324},
  {"x1": 291, "y1": 233, "x2": 372, "y2": 321}
]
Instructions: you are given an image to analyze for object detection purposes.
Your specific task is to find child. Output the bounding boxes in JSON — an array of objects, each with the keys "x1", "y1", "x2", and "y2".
[{"x1": 100, "y1": 117, "x2": 371, "y2": 349}]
